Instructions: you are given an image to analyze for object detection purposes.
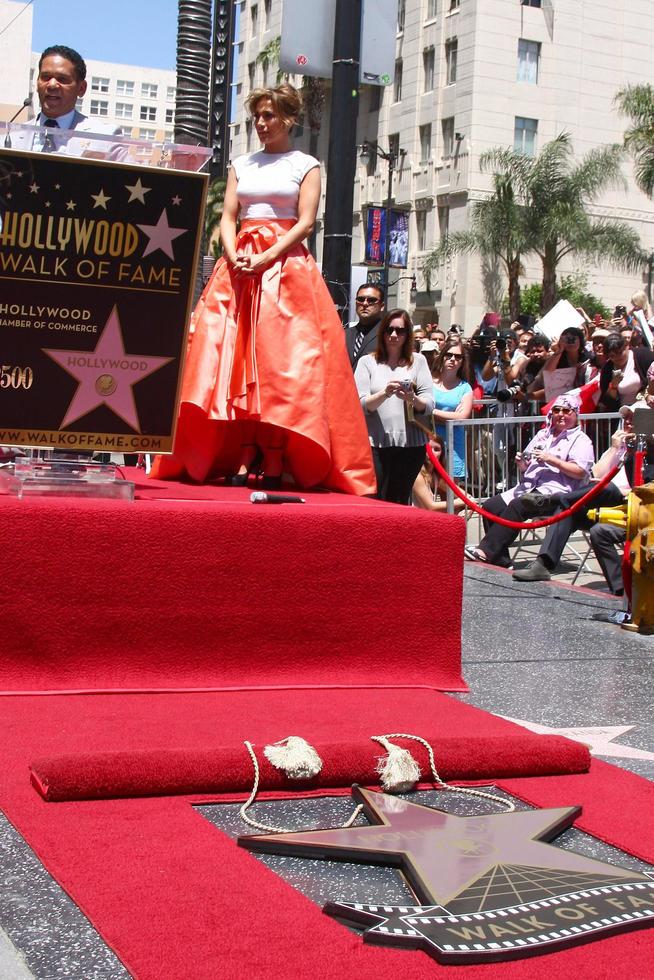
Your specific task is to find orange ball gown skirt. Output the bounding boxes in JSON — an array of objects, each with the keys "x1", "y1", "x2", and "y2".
[{"x1": 151, "y1": 219, "x2": 376, "y2": 494}]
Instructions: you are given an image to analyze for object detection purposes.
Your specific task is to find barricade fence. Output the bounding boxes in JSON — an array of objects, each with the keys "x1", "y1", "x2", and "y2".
[{"x1": 443, "y1": 410, "x2": 621, "y2": 531}]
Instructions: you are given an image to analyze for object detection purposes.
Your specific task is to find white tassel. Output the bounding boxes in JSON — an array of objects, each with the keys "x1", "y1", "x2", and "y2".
[
  {"x1": 374, "y1": 736, "x2": 421, "y2": 793},
  {"x1": 263, "y1": 736, "x2": 323, "y2": 780}
]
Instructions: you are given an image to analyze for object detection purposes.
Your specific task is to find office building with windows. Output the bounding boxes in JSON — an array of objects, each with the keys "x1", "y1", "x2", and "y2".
[{"x1": 232, "y1": 0, "x2": 654, "y2": 328}]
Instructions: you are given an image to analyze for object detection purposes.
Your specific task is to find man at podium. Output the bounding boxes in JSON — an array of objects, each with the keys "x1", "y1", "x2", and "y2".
[{"x1": 6, "y1": 44, "x2": 120, "y2": 155}]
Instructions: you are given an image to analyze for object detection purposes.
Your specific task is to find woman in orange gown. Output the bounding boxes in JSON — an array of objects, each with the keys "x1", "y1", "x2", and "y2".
[{"x1": 152, "y1": 83, "x2": 375, "y2": 494}]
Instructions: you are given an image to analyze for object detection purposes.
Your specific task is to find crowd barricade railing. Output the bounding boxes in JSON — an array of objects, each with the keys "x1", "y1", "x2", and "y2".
[{"x1": 443, "y1": 411, "x2": 622, "y2": 528}]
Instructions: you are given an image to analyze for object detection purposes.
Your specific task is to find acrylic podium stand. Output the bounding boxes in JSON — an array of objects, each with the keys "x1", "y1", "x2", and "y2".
[{"x1": 0, "y1": 125, "x2": 211, "y2": 500}]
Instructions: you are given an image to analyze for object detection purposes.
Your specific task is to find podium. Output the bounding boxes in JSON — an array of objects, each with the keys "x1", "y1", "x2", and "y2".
[{"x1": 0, "y1": 125, "x2": 210, "y2": 476}]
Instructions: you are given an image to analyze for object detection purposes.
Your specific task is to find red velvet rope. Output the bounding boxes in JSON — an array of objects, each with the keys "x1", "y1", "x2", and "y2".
[{"x1": 426, "y1": 443, "x2": 620, "y2": 530}]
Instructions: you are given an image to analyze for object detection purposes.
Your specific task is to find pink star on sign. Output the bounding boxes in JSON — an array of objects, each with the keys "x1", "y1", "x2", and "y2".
[
  {"x1": 137, "y1": 208, "x2": 187, "y2": 260},
  {"x1": 43, "y1": 306, "x2": 172, "y2": 432}
]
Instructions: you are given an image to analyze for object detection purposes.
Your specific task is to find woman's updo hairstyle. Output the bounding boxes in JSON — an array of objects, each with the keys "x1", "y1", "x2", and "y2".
[{"x1": 246, "y1": 83, "x2": 303, "y2": 128}]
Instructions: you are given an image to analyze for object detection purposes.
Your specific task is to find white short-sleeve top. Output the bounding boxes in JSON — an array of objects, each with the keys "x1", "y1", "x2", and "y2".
[{"x1": 232, "y1": 150, "x2": 320, "y2": 220}]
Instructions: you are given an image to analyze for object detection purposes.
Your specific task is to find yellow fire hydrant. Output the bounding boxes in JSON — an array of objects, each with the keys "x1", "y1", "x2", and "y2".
[{"x1": 588, "y1": 481, "x2": 654, "y2": 635}]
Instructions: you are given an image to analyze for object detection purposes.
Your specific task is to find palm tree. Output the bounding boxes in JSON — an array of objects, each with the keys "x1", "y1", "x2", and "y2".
[
  {"x1": 425, "y1": 134, "x2": 645, "y2": 315},
  {"x1": 423, "y1": 150, "x2": 533, "y2": 319},
  {"x1": 524, "y1": 134, "x2": 645, "y2": 311},
  {"x1": 615, "y1": 83, "x2": 654, "y2": 198}
]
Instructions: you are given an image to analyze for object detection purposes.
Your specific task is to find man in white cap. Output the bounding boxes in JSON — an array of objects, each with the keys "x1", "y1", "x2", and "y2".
[{"x1": 465, "y1": 392, "x2": 595, "y2": 568}]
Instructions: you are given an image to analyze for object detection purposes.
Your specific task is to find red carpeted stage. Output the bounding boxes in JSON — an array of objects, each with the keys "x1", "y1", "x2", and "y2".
[
  {"x1": 1, "y1": 469, "x2": 466, "y2": 693},
  {"x1": 2, "y1": 473, "x2": 654, "y2": 978}
]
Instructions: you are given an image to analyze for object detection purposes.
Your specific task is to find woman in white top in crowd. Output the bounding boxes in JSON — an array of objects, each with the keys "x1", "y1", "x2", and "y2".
[
  {"x1": 152, "y1": 83, "x2": 374, "y2": 495},
  {"x1": 598, "y1": 333, "x2": 654, "y2": 410},
  {"x1": 355, "y1": 309, "x2": 434, "y2": 504}
]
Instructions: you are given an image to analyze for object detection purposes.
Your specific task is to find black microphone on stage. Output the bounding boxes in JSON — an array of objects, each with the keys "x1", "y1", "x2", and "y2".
[
  {"x1": 4, "y1": 95, "x2": 33, "y2": 148},
  {"x1": 250, "y1": 491, "x2": 306, "y2": 504}
]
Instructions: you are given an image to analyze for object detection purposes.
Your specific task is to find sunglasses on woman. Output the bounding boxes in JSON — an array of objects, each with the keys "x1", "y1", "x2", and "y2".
[
  {"x1": 444, "y1": 352, "x2": 463, "y2": 361},
  {"x1": 385, "y1": 326, "x2": 408, "y2": 335}
]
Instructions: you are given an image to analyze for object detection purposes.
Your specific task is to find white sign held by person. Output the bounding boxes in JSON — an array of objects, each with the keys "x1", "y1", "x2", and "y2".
[
  {"x1": 633, "y1": 309, "x2": 654, "y2": 348},
  {"x1": 535, "y1": 300, "x2": 585, "y2": 342}
]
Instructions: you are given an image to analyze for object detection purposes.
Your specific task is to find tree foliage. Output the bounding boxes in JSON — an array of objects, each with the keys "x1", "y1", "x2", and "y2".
[
  {"x1": 423, "y1": 155, "x2": 532, "y2": 319},
  {"x1": 506, "y1": 273, "x2": 611, "y2": 320},
  {"x1": 615, "y1": 84, "x2": 654, "y2": 198},
  {"x1": 205, "y1": 178, "x2": 226, "y2": 258}
]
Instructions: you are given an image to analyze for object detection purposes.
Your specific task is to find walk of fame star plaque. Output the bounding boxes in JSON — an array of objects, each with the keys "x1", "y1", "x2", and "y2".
[
  {"x1": 238, "y1": 786, "x2": 654, "y2": 964},
  {"x1": 0, "y1": 146, "x2": 207, "y2": 453}
]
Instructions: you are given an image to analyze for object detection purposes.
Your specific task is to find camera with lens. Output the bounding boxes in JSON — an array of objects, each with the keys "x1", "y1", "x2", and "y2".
[
  {"x1": 495, "y1": 336, "x2": 507, "y2": 354},
  {"x1": 496, "y1": 383, "x2": 522, "y2": 403}
]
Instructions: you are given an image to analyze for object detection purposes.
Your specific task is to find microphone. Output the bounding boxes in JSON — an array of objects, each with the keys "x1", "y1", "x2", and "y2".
[
  {"x1": 4, "y1": 94, "x2": 33, "y2": 148},
  {"x1": 250, "y1": 491, "x2": 306, "y2": 504}
]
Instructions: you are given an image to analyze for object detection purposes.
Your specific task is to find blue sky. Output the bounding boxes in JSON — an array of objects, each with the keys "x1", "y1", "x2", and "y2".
[{"x1": 30, "y1": 0, "x2": 179, "y2": 69}]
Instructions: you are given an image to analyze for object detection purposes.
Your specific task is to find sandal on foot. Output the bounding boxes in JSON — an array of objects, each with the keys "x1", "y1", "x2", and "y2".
[{"x1": 464, "y1": 546, "x2": 488, "y2": 563}]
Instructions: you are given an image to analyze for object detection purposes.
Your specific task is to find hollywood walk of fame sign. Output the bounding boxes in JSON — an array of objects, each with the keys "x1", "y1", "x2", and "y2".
[
  {"x1": 0, "y1": 146, "x2": 207, "y2": 452},
  {"x1": 239, "y1": 786, "x2": 654, "y2": 964}
]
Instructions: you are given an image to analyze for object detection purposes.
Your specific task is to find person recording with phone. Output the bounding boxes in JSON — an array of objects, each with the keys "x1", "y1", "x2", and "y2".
[
  {"x1": 541, "y1": 326, "x2": 589, "y2": 401},
  {"x1": 355, "y1": 309, "x2": 434, "y2": 504},
  {"x1": 598, "y1": 333, "x2": 654, "y2": 410}
]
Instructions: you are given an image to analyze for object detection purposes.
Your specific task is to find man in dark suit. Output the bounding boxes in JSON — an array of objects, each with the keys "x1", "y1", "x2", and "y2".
[
  {"x1": 344, "y1": 284, "x2": 385, "y2": 369},
  {"x1": 7, "y1": 45, "x2": 120, "y2": 153}
]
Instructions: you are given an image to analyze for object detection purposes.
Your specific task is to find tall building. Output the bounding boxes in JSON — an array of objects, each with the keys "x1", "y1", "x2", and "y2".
[
  {"x1": 232, "y1": 0, "x2": 654, "y2": 328},
  {"x1": 0, "y1": 0, "x2": 33, "y2": 119}
]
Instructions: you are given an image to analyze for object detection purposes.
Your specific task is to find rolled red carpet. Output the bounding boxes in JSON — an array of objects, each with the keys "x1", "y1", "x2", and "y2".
[{"x1": 30, "y1": 734, "x2": 590, "y2": 802}]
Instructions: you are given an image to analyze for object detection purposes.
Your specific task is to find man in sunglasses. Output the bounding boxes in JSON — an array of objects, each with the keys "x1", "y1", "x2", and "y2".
[
  {"x1": 465, "y1": 392, "x2": 594, "y2": 568},
  {"x1": 345, "y1": 284, "x2": 385, "y2": 369}
]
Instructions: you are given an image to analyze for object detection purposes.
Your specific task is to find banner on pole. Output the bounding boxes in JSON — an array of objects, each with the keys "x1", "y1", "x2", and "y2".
[{"x1": 365, "y1": 207, "x2": 409, "y2": 267}]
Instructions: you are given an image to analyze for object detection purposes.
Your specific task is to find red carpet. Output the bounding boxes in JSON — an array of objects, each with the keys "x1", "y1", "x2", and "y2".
[
  {"x1": 30, "y1": 734, "x2": 590, "y2": 801},
  {"x1": 0, "y1": 473, "x2": 466, "y2": 692},
  {"x1": 1, "y1": 688, "x2": 652, "y2": 979}
]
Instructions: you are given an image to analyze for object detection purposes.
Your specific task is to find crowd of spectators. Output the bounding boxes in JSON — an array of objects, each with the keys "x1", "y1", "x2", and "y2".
[{"x1": 351, "y1": 281, "x2": 654, "y2": 599}]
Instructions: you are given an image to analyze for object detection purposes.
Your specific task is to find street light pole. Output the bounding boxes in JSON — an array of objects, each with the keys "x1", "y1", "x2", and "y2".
[
  {"x1": 322, "y1": 0, "x2": 363, "y2": 318},
  {"x1": 382, "y1": 151, "x2": 395, "y2": 296}
]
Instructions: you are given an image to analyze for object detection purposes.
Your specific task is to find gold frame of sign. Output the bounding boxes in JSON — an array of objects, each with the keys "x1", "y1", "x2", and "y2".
[{"x1": 0, "y1": 126, "x2": 209, "y2": 471}]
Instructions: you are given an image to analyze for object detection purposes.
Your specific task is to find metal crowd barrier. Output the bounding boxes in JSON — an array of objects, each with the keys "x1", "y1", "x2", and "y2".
[{"x1": 443, "y1": 408, "x2": 621, "y2": 521}]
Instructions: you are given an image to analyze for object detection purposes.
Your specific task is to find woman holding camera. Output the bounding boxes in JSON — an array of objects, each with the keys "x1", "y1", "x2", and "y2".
[
  {"x1": 151, "y1": 83, "x2": 374, "y2": 494},
  {"x1": 355, "y1": 309, "x2": 434, "y2": 504}
]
